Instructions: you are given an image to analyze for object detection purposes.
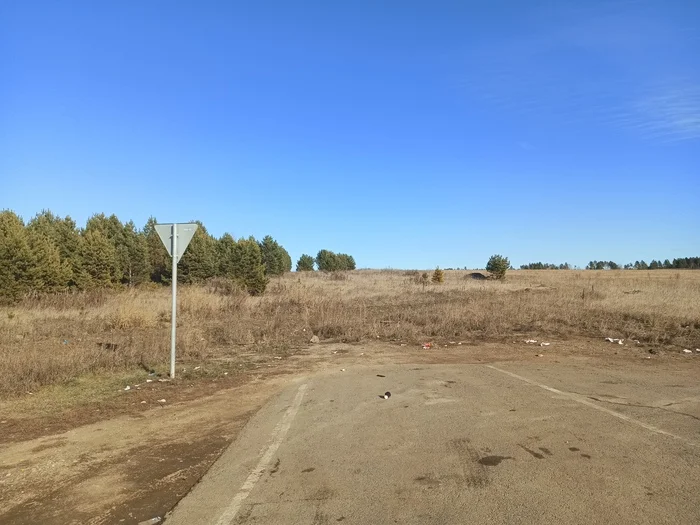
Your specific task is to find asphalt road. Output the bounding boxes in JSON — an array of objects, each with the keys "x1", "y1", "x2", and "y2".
[{"x1": 165, "y1": 361, "x2": 700, "y2": 525}]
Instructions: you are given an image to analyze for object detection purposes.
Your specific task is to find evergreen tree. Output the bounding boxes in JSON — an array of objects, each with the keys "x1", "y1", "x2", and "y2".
[
  {"x1": 337, "y1": 253, "x2": 356, "y2": 270},
  {"x1": 486, "y1": 254, "x2": 510, "y2": 280},
  {"x1": 178, "y1": 222, "x2": 218, "y2": 283},
  {"x1": 78, "y1": 229, "x2": 118, "y2": 288},
  {"x1": 233, "y1": 237, "x2": 268, "y2": 295},
  {"x1": 296, "y1": 254, "x2": 315, "y2": 271},
  {"x1": 217, "y1": 233, "x2": 238, "y2": 278},
  {"x1": 316, "y1": 249, "x2": 339, "y2": 272},
  {"x1": 259, "y1": 235, "x2": 285, "y2": 276},
  {"x1": 121, "y1": 221, "x2": 150, "y2": 285},
  {"x1": 27, "y1": 211, "x2": 83, "y2": 286},
  {"x1": 85, "y1": 214, "x2": 126, "y2": 283},
  {"x1": 26, "y1": 229, "x2": 71, "y2": 293},
  {"x1": 143, "y1": 217, "x2": 171, "y2": 283},
  {"x1": 0, "y1": 211, "x2": 36, "y2": 301}
]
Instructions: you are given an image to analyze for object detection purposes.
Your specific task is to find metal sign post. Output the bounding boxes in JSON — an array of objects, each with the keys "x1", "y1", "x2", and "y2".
[{"x1": 155, "y1": 223, "x2": 198, "y2": 379}]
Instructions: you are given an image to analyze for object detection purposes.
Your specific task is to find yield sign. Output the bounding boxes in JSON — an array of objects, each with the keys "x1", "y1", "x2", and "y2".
[{"x1": 155, "y1": 223, "x2": 198, "y2": 261}]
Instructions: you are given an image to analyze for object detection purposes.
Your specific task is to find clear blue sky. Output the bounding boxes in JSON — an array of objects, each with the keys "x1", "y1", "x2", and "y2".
[{"x1": 2, "y1": 0, "x2": 698, "y2": 269}]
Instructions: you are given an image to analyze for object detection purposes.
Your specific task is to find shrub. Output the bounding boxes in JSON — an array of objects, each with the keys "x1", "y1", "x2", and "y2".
[
  {"x1": 296, "y1": 254, "x2": 315, "y2": 272},
  {"x1": 486, "y1": 255, "x2": 510, "y2": 280},
  {"x1": 431, "y1": 267, "x2": 445, "y2": 283}
]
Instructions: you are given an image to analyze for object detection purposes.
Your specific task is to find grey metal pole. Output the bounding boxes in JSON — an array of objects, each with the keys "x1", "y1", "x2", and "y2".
[{"x1": 170, "y1": 223, "x2": 178, "y2": 379}]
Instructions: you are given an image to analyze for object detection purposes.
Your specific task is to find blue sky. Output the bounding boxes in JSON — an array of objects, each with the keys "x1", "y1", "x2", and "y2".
[{"x1": 1, "y1": 0, "x2": 698, "y2": 269}]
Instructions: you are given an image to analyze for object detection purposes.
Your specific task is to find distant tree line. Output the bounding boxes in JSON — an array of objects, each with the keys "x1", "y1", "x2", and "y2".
[
  {"x1": 518, "y1": 258, "x2": 698, "y2": 271},
  {"x1": 295, "y1": 250, "x2": 356, "y2": 272},
  {"x1": 0, "y1": 209, "x2": 297, "y2": 302},
  {"x1": 520, "y1": 262, "x2": 572, "y2": 270},
  {"x1": 589, "y1": 258, "x2": 699, "y2": 270}
]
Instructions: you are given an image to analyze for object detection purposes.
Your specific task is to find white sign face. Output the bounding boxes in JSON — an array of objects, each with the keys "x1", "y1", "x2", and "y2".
[{"x1": 155, "y1": 223, "x2": 198, "y2": 260}]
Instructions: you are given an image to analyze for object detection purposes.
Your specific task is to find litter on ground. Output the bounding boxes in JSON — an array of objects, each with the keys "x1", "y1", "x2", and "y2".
[
  {"x1": 605, "y1": 337, "x2": 624, "y2": 344},
  {"x1": 525, "y1": 340, "x2": 537, "y2": 344}
]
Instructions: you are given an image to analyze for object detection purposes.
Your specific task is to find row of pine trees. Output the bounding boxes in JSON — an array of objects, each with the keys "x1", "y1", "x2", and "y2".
[{"x1": 0, "y1": 210, "x2": 294, "y2": 302}]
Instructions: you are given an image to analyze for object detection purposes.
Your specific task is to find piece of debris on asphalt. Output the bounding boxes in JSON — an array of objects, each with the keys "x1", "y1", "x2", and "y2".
[
  {"x1": 383, "y1": 392, "x2": 391, "y2": 399},
  {"x1": 138, "y1": 517, "x2": 162, "y2": 525},
  {"x1": 525, "y1": 339, "x2": 537, "y2": 344},
  {"x1": 605, "y1": 337, "x2": 624, "y2": 344},
  {"x1": 540, "y1": 342, "x2": 551, "y2": 347}
]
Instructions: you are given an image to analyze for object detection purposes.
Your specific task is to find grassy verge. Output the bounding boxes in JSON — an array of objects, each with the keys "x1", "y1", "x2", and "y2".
[{"x1": 1, "y1": 269, "x2": 698, "y2": 398}]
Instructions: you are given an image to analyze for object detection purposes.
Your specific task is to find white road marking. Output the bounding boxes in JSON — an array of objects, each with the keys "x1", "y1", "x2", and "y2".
[
  {"x1": 215, "y1": 383, "x2": 308, "y2": 525},
  {"x1": 487, "y1": 365, "x2": 699, "y2": 448}
]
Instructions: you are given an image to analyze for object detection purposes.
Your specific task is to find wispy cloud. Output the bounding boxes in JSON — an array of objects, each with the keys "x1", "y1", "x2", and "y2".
[{"x1": 459, "y1": 0, "x2": 700, "y2": 142}]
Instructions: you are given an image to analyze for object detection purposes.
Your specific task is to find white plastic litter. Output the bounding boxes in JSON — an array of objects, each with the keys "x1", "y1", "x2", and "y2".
[
  {"x1": 536, "y1": 354, "x2": 544, "y2": 357},
  {"x1": 540, "y1": 342, "x2": 550, "y2": 347},
  {"x1": 157, "y1": 399, "x2": 166, "y2": 403},
  {"x1": 124, "y1": 386, "x2": 131, "y2": 391},
  {"x1": 146, "y1": 379, "x2": 153, "y2": 383},
  {"x1": 682, "y1": 349, "x2": 692, "y2": 354},
  {"x1": 525, "y1": 340, "x2": 537, "y2": 344},
  {"x1": 605, "y1": 338, "x2": 624, "y2": 344}
]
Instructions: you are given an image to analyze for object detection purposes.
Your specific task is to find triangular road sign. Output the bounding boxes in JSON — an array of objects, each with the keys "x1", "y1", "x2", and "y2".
[{"x1": 155, "y1": 223, "x2": 198, "y2": 261}]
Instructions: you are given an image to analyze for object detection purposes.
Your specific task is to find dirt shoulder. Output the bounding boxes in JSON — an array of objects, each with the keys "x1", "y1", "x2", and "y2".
[{"x1": 0, "y1": 338, "x2": 697, "y2": 525}]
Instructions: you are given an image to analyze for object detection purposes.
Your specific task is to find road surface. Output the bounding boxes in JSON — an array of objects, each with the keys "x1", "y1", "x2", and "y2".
[{"x1": 166, "y1": 361, "x2": 700, "y2": 524}]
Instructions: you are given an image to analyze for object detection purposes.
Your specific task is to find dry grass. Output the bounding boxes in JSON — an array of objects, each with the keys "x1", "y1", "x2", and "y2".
[{"x1": 1, "y1": 270, "x2": 699, "y2": 397}]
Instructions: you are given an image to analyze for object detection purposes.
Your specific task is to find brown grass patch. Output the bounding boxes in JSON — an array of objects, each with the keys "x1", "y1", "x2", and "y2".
[{"x1": 1, "y1": 270, "x2": 699, "y2": 397}]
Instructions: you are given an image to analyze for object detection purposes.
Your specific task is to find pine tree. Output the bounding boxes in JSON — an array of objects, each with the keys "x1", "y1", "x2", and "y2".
[
  {"x1": 26, "y1": 230, "x2": 71, "y2": 293},
  {"x1": 296, "y1": 254, "x2": 315, "y2": 271},
  {"x1": 486, "y1": 254, "x2": 510, "y2": 280},
  {"x1": 259, "y1": 235, "x2": 285, "y2": 276},
  {"x1": 85, "y1": 214, "x2": 126, "y2": 284},
  {"x1": 178, "y1": 222, "x2": 218, "y2": 283},
  {"x1": 121, "y1": 221, "x2": 150, "y2": 285},
  {"x1": 27, "y1": 211, "x2": 83, "y2": 287},
  {"x1": 233, "y1": 237, "x2": 268, "y2": 295},
  {"x1": 431, "y1": 267, "x2": 445, "y2": 283},
  {"x1": 0, "y1": 211, "x2": 36, "y2": 302},
  {"x1": 337, "y1": 254, "x2": 356, "y2": 270},
  {"x1": 316, "y1": 249, "x2": 339, "y2": 272},
  {"x1": 79, "y1": 229, "x2": 119, "y2": 288},
  {"x1": 143, "y1": 217, "x2": 171, "y2": 283},
  {"x1": 217, "y1": 233, "x2": 238, "y2": 278}
]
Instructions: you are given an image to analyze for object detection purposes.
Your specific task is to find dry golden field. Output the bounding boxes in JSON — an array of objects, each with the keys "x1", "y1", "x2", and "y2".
[{"x1": 1, "y1": 269, "x2": 699, "y2": 397}]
